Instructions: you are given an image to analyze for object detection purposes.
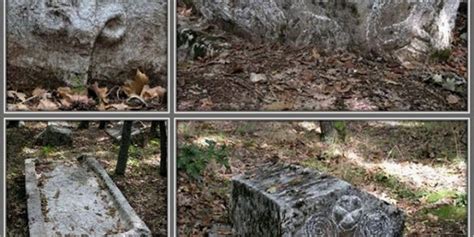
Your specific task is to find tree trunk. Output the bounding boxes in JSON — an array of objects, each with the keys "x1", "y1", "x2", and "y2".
[
  {"x1": 99, "y1": 121, "x2": 108, "y2": 129},
  {"x1": 159, "y1": 121, "x2": 167, "y2": 177},
  {"x1": 150, "y1": 121, "x2": 160, "y2": 139},
  {"x1": 320, "y1": 121, "x2": 338, "y2": 144},
  {"x1": 78, "y1": 121, "x2": 90, "y2": 129},
  {"x1": 115, "y1": 121, "x2": 133, "y2": 176}
]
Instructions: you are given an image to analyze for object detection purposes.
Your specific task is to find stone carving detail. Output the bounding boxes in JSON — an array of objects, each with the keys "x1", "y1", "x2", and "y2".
[
  {"x1": 7, "y1": 0, "x2": 167, "y2": 90},
  {"x1": 231, "y1": 165, "x2": 405, "y2": 236},
  {"x1": 303, "y1": 215, "x2": 337, "y2": 237},
  {"x1": 332, "y1": 195, "x2": 364, "y2": 232},
  {"x1": 357, "y1": 211, "x2": 392, "y2": 237}
]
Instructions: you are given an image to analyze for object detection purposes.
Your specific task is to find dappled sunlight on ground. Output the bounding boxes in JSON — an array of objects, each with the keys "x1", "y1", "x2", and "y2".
[
  {"x1": 379, "y1": 160, "x2": 465, "y2": 192},
  {"x1": 345, "y1": 149, "x2": 465, "y2": 192}
]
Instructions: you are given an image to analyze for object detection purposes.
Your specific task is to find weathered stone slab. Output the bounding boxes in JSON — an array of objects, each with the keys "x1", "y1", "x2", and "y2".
[
  {"x1": 7, "y1": 0, "x2": 167, "y2": 90},
  {"x1": 191, "y1": 0, "x2": 461, "y2": 64},
  {"x1": 105, "y1": 122, "x2": 148, "y2": 146},
  {"x1": 208, "y1": 223, "x2": 233, "y2": 237},
  {"x1": 36, "y1": 125, "x2": 73, "y2": 147},
  {"x1": 25, "y1": 155, "x2": 151, "y2": 236},
  {"x1": 231, "y1": 165, "x2": 405, "y2": 236}
]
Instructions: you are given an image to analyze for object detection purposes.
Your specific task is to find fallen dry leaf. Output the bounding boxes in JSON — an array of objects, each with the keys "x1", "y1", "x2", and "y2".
[
  {"x1": 447, "y1": 95, "x2": 460, "y2": 104},
  {"x1": 311, "y1": 48, "x2": 321, "y2": 60},
  {"x1": 106, "y1": 103, "x2": 130, "y2": 110},
  {"x1": 32, "y1": 87, "x2": 47, "y2": 98},
  {"x1": 37, "y1": 98, "x2": 59, "y2": 111},
  {"x1": 263, "y1": 101, "x2": 293, "y2": 111},
  {"x1": 123, "y1": 69, "x2": 149, "y2": 96},
  {"x1": 57, "y1": 86, "x2": 91, "y2": 108},
  {"x1": 335, "y1": 81, "x2": 352, "y2": 93},
  {"x1": 141, "y1": 85, "x2": 167, "y2": 101},
  {"x1": 8, "y1": 103, "x2": 29, "y2": 111},
  {"x1": 91, "y1": 82, "x2": 109, "y2": 104},
  {"x1": 7, "y1": 90, "x2": 27, "y2": 102},
  {"x1": 199, "y1": 97, "x2": 214, "y2": 109}
]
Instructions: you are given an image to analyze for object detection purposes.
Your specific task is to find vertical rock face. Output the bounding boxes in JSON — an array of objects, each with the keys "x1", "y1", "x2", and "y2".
[
  {"x1": 231, "y1": 165, "x2": 405, "y2": 236},
  {"x1": 192, "y1": 0, "x2": 460, "y2": 64},
  {"x1": 7, "y1": 0, "x2": 167, "y2": 90}
]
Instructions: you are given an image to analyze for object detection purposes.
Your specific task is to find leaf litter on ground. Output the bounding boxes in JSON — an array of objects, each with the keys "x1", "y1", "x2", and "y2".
[{"x1": 7, "y1": 69, "x2": 166, "y2": 111}]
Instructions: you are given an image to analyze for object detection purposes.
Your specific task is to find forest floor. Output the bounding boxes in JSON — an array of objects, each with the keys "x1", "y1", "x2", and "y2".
[
  {"x1": 6, "y1": 121, "x2": 167, "y2": 236},
  {"x1": 177, "y1": 7, "x2": 468, "y2": 111},
  {"x1": 7, "y1": 71, "x2": 167, "y2": 112},
  {"x1": 177, "y1": 121, "x2": 467, "y2": 236}
]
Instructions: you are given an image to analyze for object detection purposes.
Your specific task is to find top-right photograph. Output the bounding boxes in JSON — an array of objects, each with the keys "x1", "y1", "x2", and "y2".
[{"x1": 177, "y1": 0, "x2": 468, "y2": 112}]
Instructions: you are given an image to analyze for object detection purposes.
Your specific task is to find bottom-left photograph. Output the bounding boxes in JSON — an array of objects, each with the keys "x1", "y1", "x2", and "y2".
[{"x1": 5, "y1": 120, "x2": 168, "y2": 237}]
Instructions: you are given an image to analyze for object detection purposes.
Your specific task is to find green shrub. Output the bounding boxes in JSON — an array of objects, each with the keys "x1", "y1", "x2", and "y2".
[
  {"x1": 177, "y1": 140, "x2": 229, "y2": 179},
  {"x1": 41, "y1": 145, "x2": 55, "y2": 156},
  {"x1": 128, "y1": 145, "x2": 143, "y2": 160},
  {"x1": 430, "y1": 49, "x2": 452, "y2": 62}
]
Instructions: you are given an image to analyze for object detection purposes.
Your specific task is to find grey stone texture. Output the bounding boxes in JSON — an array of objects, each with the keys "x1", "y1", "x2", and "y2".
[
  {"x1": 35, "y1": 125, "x2": 73, "y2": 147},
  {"x1": 7, "y1": 0, "x2": 167, "y2": 90},
  {"x1": 25, "y1": 156, "x2": 151, "y2": 236},
  {"x1": 105, "y1": 123, "x2": 147, "y2": 146},
  {"x1": 191, "y1": 0, "x2": 461, "y2": 64},
  {"x1": 231, "y1": 165, "x2": 405, "y2": 237}
]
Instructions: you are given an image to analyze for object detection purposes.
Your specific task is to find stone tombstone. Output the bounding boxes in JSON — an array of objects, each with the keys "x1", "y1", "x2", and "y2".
[
  {"x1": 36, "y1": 125, "x2": 73, "y2": 146},
  {"x1": 191, "y1": 0, "x2": 461, "y2": 64},
  {"x1": 231, "y1": 165, "x2": 405, "y2": 237},
  {"x1": 7, "y1": 0, "x2": 167, "y2": 90}
]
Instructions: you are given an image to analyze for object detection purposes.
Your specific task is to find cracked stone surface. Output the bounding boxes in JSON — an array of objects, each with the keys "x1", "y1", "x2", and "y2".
[
  {"x1": 40, "y1": 162, "x2": 124, "y2": 235},
  {"x1": 26, "y1": 157, "x2": 151, "y2": 236},
  {"x1": 191, "y1": 0, "x2": 461, "y2": 64},
  {"x1": 7, "y1": 0, "x2": 167, "y2": 90},
  {"x1": 231, "y1": 165, "x2": 405, "y2": 236}
]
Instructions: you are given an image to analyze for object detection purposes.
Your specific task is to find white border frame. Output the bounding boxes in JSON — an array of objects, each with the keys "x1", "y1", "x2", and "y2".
[{"x1": 3, "y1": 118, "x2": 171, "y2": 237}]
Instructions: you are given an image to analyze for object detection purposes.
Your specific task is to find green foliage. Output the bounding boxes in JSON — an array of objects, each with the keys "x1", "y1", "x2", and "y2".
[
  {"x1": 429, "y1": 205, "x2": 466, "y2": 221},
  {"x1": 177, "y1": 140, "x2": 229, "y2": 179},
  {"x1": 41, "y1": 145, "x2": 55, "y2": 156},
  {"x1": 150, "y1": 138, "x2": 160, "y2": 146},
  {"x1": 128, "y1": 145, "x2": 143, "y2": 160},
  {"x1": 424, "y1": 190, "x2": 458, "y2": 204},
  {"x1": 430, "y1": 49, "x2": 452, "y2": 62},
  {"x1": 301, "y1": 159, "x2": 329, "y2": 173},
  {"x1": 235, "y1": 123, "x2": 257, "y2": 136},
  {"x1": 374, "y1": 172, "x2": 422, "y2": 199},
  {"x1": 334, "y1": 121, "x2": 347, "y2": 142},
  {"x1": 455, "y1": 193, "x2": 467, "y2": 207}
]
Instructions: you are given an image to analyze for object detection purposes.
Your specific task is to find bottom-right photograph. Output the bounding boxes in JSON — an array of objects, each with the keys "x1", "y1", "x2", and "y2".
[{"x1": 176, "y1": 120, "x2": 468, "y2": 236}]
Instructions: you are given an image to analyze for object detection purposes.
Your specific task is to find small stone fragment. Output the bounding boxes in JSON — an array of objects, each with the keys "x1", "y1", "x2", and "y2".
[
  {"x1": 250, "y1": 73, "x2": 267, "y2": 83},
  {"x1": 36, "y1": 125, "x2": 73, "y2": 147}
]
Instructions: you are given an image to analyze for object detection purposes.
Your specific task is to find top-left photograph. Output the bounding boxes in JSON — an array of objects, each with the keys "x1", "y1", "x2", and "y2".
[{"x1": 6, "y1": 0, "x2": 168, "y2": 112}]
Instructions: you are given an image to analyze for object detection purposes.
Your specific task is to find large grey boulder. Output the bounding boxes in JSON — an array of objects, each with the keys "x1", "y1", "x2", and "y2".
[
  {"x1": 36, "y1": 125, "x2": 73, "y2": 146},
  {"x1": 191, "y1": 0, "x2": 461, "y2": 64},
  {"x1": 231, "y1": 165, "x2": 405, "y2": 236},
  {"x1": 7, "y1": 0, "x2": 167, "y2": 90}
]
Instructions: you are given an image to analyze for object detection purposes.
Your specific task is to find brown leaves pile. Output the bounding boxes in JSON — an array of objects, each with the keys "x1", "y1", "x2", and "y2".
[{"x1": 7, "y1": 69, "x2": 166, "y2": 111}]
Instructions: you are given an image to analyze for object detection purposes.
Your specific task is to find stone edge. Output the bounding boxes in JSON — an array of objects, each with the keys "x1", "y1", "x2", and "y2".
[
  {"x1": 232, "y1": 165, "x2": 406, "y2": 236},
  {"x1": 81, "y1": 155, "x2": 152, "y2": 236},
  {"x1": 25, "y1": 158, "x2": 47, "y2": 237}
]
